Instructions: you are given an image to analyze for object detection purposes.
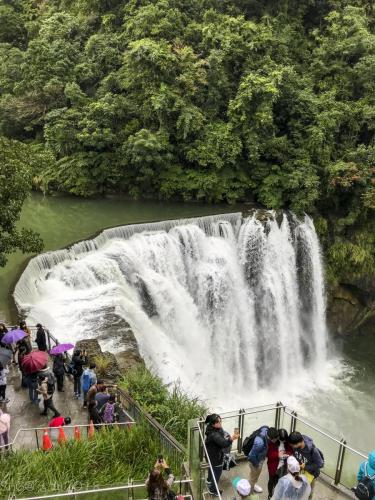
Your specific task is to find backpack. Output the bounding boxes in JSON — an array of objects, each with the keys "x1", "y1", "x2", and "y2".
[
  {"x1": 313, "y1": 444, "x2": 325, "y2": 466},
  {"x1": 242, "y1": 427, "x2": 268, "y2": 456},
  {"x1": 101, "y1": 402, "x2": 115, "y2": 423},
  {"x1": 82, "y1": 370, "x2": 92, "y2": 392},
  {"x1": 354, "y1": 463, "x2": 375, "y2": 500}
]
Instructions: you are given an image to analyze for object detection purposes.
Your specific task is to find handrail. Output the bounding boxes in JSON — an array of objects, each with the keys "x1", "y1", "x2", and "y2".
[
  {"x1": 13, "y1": 479, "x2": 193, "y2": 500},
  {"x1": 197, "y1": 422, "x2": 222, "y2": 500},
  {"x1": 0, "y1": 421, "x2": 136, "y2": 450},
  {"x1": 116, "y1": 386, "x2": 186, "y2": 454}
]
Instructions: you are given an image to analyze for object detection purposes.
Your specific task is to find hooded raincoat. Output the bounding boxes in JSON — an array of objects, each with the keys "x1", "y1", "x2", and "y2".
[
  {"x1": 293, "y1": 435, "x2": 323, "y2": 478},
  {"x1": 357, "y1": 451, "x2": 375, "y2": 499},
  {"x1": 271, "y1": 473, "x2": 311, "y2": 500}
]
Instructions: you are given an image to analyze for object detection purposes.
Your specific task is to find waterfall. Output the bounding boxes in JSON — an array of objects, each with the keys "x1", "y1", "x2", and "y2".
[{"x1": 14, "y1": 211, "x2": 328, "y2": 403}]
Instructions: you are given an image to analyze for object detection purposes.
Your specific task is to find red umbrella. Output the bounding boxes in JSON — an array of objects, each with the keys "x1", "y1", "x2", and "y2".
[{"x1": 21, "y1": 351, "x2": 48, "y2": 374}]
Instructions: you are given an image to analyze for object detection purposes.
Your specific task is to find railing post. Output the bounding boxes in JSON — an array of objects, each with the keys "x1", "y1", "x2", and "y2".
[
  {"x1": 238, "y1": 408, "x2": 244, "y2": 453},
  {"x1": 35, "y1": 429, "x2": 40, "y2": 450},
  {"x1": 275, "y1": 402, "x2": 281, "y2": 429},
  {"x1": 290, "y1": 411, "x2": 297, "y2": 433},
  {"x1": 198, "y1": 419, "x2": 204, "y2": 462},
  {"x1": 334, "y1": 439, "x2": 346, "y2": 485},
  {"x1": 47, "y1": 329, "x2": 51, "y2": 351}
]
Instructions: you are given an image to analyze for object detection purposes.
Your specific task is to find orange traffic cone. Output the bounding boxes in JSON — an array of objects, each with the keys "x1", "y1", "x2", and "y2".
[
  {"x1": 74, "y1": 426, "x2": 81, "y2": 441},
  {"x1": 57, "y1": 426, "x2": 67, "y2": 445},
  {"x1": 88, "y1": 420, "x2": 95, "y2": 440},
  {"x1": 42, "y1": 429, "x2": 53, "y2": 451}
]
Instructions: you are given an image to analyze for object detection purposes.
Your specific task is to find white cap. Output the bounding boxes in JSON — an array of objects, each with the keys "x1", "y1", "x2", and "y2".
[
  {"x1": 287, "y1": 456, "x2": 301, "y2": 474},
  {"x1": 236, "y1": 478, "x2": 251, "y2": 496}
]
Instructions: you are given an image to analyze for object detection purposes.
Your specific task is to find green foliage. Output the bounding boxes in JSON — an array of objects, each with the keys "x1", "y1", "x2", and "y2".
[
  {"x1": 119, "y1": 365, "x2": 207, "y2": 446},
  {"x1": 0, "y1": 422, "x2": 178, "y2": 497},
  {"x1": 0, "y1": 136, "x2": 43, "y2": 266},
  {"x1": 0, "y1": 0, "x2": 373, "y2": 276}
]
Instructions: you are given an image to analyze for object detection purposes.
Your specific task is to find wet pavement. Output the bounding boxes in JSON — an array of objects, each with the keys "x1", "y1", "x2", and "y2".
[{"x1": 0, "y1": 363, "x2": 89, "y2": 450}]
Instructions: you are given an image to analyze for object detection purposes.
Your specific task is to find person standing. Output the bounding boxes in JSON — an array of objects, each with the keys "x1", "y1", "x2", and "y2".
[
  {"x1": 248, "y1": 426, "x2": 279, "y2": 495},
  {"x1": 52, "y1": 354, "x2": 65, "y2": 392},
  {"x1": 355, "y1": 451, "x2": 375, "y2": 500},
  {"x1": 0, "y1": 408, "x2": 10, "y2": 450},
  {"x1": 205, "y1": 414, "x2": 239, "y2": 497},
  {"x1": 0, "y1": 324, "x2": 8, "y2": 348},
  {"x1": 81, "y1": 363, "x2": 97, "y2": 408},
  {"x1": 146, "y1": 458, "x2": 175, "y2": 500},
  {"x1": 289, "y1": 432, "x2": 324, "y2": 493},
  {"x1": 37, "y1": 375, "x2": 60, "y2": 417},
  {"x1": 88, "y1": 400, "x2": 103, "y2": 430},
  {"x1": 35, "y1": 324, "x2": 47, "y2": 352},
  {"x1": 19, "y1": 321, "x2": 32, "y2": 352},
  {"x1": 87, "y1": 380, "x2": 105, "y2": 407},
  {"x1": 71, "y1": 350, "x2": 87, "y2": 398},
  {"x1": 271, "y1": 456, "x2": 311, "y2": 500},
  {"x1": 95, "y1": 385, "x2": 110, "y2": 411},
  {"x1": 267, "y1": 429, "x2": 293, "y2": 499},
  {"x1": 0, "y1": 362, "x2": 10, "y2": 404},
  {"x1": 26, "y1": 372, "x2": 39, "y2": 405}
]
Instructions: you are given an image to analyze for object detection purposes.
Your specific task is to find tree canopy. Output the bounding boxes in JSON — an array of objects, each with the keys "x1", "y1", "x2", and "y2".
[{"x1": 0, "y1": 0, "x2": 374, "y2": 271}]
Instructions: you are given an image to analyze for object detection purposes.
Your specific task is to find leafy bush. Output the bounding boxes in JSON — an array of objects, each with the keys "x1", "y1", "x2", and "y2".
[
  {"x1": 119, "y1": 366, "x2": 207, "y2": 446},
  {"x1": 93, "y1": 354, "x2": 111, "y2": 377},
  {"x1": 0, "y1": 422, "x2": 178, "y2": 498}
]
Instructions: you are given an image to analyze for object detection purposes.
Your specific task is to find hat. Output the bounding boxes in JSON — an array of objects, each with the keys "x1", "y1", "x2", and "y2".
[
  {"x1": 287, "y1": 456, "x2": 300, "y2": 474},
  {"x1": 232, "y1": 477, "x2": 251, "y2": 496}
]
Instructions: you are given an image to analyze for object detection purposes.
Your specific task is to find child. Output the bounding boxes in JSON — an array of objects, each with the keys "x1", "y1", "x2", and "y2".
[
  {"x1": 232, "y1": 477, "x2": 251, "y2": 499},
  {"x1": 0, "y1": 362, "x2": 10, "y2": 404}
]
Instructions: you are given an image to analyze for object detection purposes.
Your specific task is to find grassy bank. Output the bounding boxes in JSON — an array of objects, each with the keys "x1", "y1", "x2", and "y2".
[
  {"x1": 119, "y1": 365, "x2": 207, "y2": 446},
  {"x1": 0, "y1": 423, "x2": 177, "y2": 498}
]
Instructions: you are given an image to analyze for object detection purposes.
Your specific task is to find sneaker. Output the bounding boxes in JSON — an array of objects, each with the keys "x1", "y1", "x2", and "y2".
[
  {"x1": 254, "y1": 485, "x2": 263, "y2": 493},
  {"x1": 2, "y1": 398, "x2": 9, "y2": 404},
  {"x1": 206, "y1": 479, "x2": 212, "y2": 486},
  {"x1": 208, "y1": 492, "x2": 219, "y2": 497}
]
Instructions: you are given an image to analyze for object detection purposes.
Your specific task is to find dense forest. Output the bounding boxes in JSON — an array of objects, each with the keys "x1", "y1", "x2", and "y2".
[{"x1": 0, "y1": 0, "x2": 374, "y2": 284}]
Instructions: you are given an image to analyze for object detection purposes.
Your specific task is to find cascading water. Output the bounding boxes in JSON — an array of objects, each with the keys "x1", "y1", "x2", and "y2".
[{"x1": 14, "y1": 211, "x2": 328, "y2": 405}]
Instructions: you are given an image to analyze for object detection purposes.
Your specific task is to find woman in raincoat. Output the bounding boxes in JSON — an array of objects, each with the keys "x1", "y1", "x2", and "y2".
[{"x1": 272, "y1": 456, "x2": 311, "y2": 500}]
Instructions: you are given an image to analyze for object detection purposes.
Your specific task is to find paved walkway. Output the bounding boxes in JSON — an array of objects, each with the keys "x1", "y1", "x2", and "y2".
[
  {"x1": 1, "y1": 363, "x2": 89, "y2": 450},
  {"x1": 210, "y1": 461, "x2": 352, "y2": 499}
]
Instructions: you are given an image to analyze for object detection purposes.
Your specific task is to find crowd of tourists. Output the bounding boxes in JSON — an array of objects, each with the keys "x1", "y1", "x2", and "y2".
[
  {"x1": 0, "y1": 321, "x2": 129, "y2": 450},
  {"x1": 203, "y1": 414, "x2": 375, "y2": 500}
]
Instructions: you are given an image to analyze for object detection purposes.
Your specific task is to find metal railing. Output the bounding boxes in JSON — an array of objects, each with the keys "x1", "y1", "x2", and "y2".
[
  {"x1": 0, "y1": 419, "x2": 135, "y2": 451},
  {"x1": 11, "y1": 479, "x2": 193, "y2": 500},
  {"x1": 189, "y1": 402, "x2": 368, "y2": 498}
]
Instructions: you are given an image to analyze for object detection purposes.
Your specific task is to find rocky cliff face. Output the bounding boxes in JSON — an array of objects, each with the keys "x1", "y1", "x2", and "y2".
[{"x1": 327, "y1": 279, "x2": 375, "y2": 336}]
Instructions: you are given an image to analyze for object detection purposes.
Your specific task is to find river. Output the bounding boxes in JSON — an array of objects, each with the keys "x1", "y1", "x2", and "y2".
[{"x1": 1, "y1": 193, "x2": 374, "y2": 457}]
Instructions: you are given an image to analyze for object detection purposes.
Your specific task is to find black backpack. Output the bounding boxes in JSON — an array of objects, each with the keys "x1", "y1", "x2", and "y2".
[
  {"x1": 242, "y1": 427, "x2": 268, "y2": 456},
  {"x1": 354, "y1": 463, "x2": 375, "y2": 500}
]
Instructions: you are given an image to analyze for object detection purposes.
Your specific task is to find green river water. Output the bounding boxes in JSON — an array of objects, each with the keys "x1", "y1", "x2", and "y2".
[{"x1": 0, "y1": 193, "x2": 373, "y2": 461}]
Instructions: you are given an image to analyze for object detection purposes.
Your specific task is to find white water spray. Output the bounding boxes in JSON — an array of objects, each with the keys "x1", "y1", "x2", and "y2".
[{"x1": 14, "y1": 212, "x2": 328, "y2": 404}]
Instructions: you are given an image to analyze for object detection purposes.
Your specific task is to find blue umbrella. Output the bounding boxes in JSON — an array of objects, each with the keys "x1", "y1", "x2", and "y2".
[{"x1": 1, "y1": 329, "x2": 26, "y2": 344}]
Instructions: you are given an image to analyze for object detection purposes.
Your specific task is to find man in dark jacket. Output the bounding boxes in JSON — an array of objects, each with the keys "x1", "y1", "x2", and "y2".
[
  {"x1": 52, "y1": 354, "x2": 65, "y2": 391},
  {"x1": 35, "y1": 324, "x2": 47, "y2": 351},
  {"x1": 71, "y1": 350, "x2": 87, "y2": 398},
  {"x1": 248, "y1": 426, "x2": 279, "y2": 495},
  {"x1": 289, "y1": 431, "x2": 324, "y2": 494},
  {"x1": 205, "y1": 414, "x2": 239, "y2": 497}
]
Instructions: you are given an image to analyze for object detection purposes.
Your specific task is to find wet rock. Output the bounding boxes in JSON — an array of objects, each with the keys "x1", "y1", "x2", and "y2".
[{"x1": 327, "y1": 284, "x2": 375, "y2": 336}]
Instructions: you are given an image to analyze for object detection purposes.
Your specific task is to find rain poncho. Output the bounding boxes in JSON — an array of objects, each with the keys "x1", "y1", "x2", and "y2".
[{"x1": 271, "y1": 473, "x2": 311, "y2": 500}]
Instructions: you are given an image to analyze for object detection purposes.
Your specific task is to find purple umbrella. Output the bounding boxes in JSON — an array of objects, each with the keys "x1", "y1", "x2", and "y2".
[
  {"x1": 1, "y1": 329, "x2": 26, "y2": 344},
  {"x1": 49, "y1": 343, "x2": 74, "y2": 355}
]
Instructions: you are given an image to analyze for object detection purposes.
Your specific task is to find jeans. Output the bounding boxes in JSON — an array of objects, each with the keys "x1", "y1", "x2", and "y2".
[
  {"x1": 268, "y1": 473, "x2": 280, "y2": 498},
  {"x1": 55, "y1": 373, "x2": 64, "y2": 391},
  {"x1": 26, "y1": 376, "x2": 38, "y2": 404},
  {"x1": 207, "y1": 464, "x2": 223, "y2": 494},
  {"x1": 74, "y1": 376, "x2": 81, "y2": 395},
  {"x1": 0, "y1": 384, "x2": 5, "y2": 399}
]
